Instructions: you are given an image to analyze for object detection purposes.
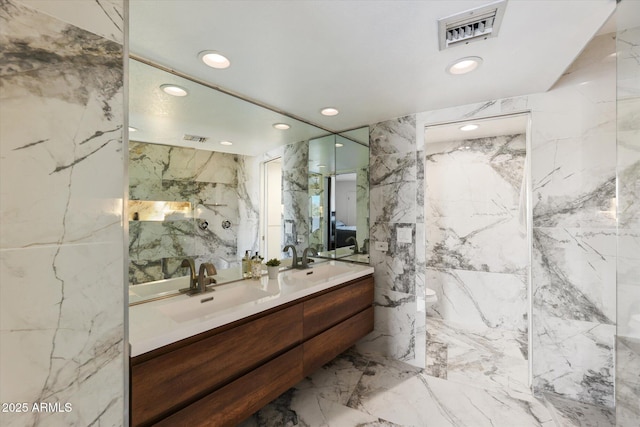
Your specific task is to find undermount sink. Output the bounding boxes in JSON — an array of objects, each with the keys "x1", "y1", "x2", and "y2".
[
  {"x1": 158, "y1": 285, "x2": 273, "y2": 323},
  {"x1": 288, "y1": 262, "x2": 355, "y2": 283}
]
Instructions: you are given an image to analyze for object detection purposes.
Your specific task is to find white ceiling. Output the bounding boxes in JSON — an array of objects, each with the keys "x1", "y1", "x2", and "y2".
[{"x1": 129, "y1": 0, "x2": 616, "y2": 150}]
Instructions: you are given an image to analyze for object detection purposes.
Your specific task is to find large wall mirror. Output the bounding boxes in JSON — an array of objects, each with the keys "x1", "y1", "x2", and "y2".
[
  {"x1": 308, "y1": 131, "x2": 370, "y2": 263},
  {"x1": 128, "y1": 58, "x2": 370, "y2": 304}
]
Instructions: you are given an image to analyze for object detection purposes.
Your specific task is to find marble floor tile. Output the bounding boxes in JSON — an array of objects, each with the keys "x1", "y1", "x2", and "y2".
[{"x1": 242, "y1": 347, "x2": 615, "y2": 427}]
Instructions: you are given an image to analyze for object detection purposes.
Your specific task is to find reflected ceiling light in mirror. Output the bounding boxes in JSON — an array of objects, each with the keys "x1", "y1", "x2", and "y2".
[
  {"x1": 447, "y1": 56, "x2": 483, "y2": 75},
  {"x1": 220, "y1": 140, "x2": 233, "y2": 146},
  {"x1": 335, "y1": 142, "x2": 344, "y2": 147},
  {"x1": 273, "y1": 123, "x2": 290, "y2": 130},
  {"x1": 199, "y1": 50, "x2": 231, "y2": 69},
  {"x1": 459, "y1": 124, "x2": 479, "y2": 131},
  {"x1": 128, "y1": 126, "x2": 138, "y2": 132},
  {"x1": 160, "y1": 84, "x2": 188, "y2": 97},
  {"x1": 318, "y1": 164, "x2": 326, "y2": 168},
  {"x1": 320, "y1": 107, "x2": 339, "y2": 116}
]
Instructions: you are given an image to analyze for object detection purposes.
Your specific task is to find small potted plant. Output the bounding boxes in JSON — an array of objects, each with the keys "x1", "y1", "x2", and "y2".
[{"x1": 265, "y1": 258, "x2": 281, "y2": 279}]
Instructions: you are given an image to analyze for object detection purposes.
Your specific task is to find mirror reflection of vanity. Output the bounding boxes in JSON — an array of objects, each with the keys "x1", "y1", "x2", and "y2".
[{"x1": 128, "y1": 58, "x2": 370, "y2": 304}]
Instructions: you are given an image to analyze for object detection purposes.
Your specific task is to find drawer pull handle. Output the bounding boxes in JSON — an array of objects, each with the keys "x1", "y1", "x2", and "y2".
[{"x1": 200, "y1": 296, "x2": 214, "y2": 303}]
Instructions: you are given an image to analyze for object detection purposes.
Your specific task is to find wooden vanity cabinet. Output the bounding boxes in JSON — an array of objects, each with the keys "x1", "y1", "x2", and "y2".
[{"x1": 130, "y1": 274, "x2": 374, "y2": 427}]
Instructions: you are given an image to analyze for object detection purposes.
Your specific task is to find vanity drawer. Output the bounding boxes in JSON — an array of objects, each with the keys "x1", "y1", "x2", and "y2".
[
  {"x1": 303, "y1": 306, "x2": 374, "y2": 375},
  {"x1": 303, "y1": 275, "x2": 374, "y2": 340},
  {"x1": 156, "y1": 345, "x2": 304, "y2": 427},
  {"x1": 131, "y1": 303, "x2": 303, "y2": 426}
]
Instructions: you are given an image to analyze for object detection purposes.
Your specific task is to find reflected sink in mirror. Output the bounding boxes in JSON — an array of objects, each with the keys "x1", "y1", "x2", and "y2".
[
  {"x1": 286, "y1": 263, "x2": 356, "y2": 285},
  {"x1": 157, "y1": 284, "x2": 274, "y2": 323}
]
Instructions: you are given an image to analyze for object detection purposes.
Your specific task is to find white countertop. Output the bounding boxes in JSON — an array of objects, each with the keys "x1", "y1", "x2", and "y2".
[{"x1": 129, "y1": 261, "x2": 374, "y2": 357}]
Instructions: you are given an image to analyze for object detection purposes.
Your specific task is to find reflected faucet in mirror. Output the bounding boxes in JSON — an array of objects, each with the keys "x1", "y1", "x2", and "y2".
[
  {"x1": 300, "y1": 247, "x2": 318, "y2": 269},
  {"x1": 361, "y1": 238, "x2": 370, "y2": 255},
  {"x1": 179, "y1": 258, "x2": 217, "y2": 296},
  {"x1": 283, "y1": 245, "x2": 299, "y2": 269},
  {"x1": 345, "y1": 236, "x2": 359, "y2": 254}
]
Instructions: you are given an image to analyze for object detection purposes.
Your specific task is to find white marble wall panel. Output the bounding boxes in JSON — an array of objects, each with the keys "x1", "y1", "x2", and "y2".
[
  {"x1": 426, "y1": 268, "x2": 527, "y2": 332},
  {"x1": 617, "y1": 26, "x2": 640, "y2": 98},
  {"x1": 0, "y1": 1, "x2": 124, "y2": 424},
  {"x1": 195, "y1": 150, "x2": 239, "y2": 185},
  {"x1": 355, "y1": 287, "x2": 416, "y2": 362},
  {"x1": 616, "y1": 22, "x2": 640, "y2": 421},
  {"x1": 531, "y1": 134, "x2": 616, "y2": 229},
  {"x1": 532, "y1": 227, "x2": 616, "y2": 324},
  {"x1": 282, "y1": 140, "x2": 309, "y2": 253},
  {"x1": 366, "y1": 116, "x2": 420, "y2": 366},
  {"x1": 16, "y1": 0, "x2": 124, "y2": 43},
  {"x1": 356, "y1": 166, "x2": 370, "y2": 245},
  {"x1": 532, "y1": 315, "x2": 614, "y2": 408},
  {"x1": 616, "y1": 337, "x2": 640, "y2": 426},
  {"x1": 425, "y1": 134, "x2": 527, "y2": 277}
]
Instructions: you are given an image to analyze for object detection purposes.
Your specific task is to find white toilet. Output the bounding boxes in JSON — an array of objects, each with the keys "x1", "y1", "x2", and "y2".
[{"x1": 425, "y1": 287, "x2": 438, "y2": 307}]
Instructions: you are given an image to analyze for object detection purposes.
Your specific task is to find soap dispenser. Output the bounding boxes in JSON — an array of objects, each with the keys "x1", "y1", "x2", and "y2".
[{"x1": 242, "y1": 250, "x2": 251, "y2": 278}]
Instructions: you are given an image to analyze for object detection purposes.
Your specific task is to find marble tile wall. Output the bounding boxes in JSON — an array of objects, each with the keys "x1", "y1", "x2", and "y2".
[
  {"x1": 616, "y1": 21, "x2": 640, "y2": 426},
  {"x1": 356, "y1": 166, "x2": 370, "y2": 246},
  {"x1": 356, "y1": 116, "x2": 421, "y2": 364},
  {"x1": 282, "y1": 140, "x2": 309, "y2": 255},
  {"x1": 0, "y1": 0, "x2": 125, "y2": 426},
  {"x1": 128, "y1": 142, "x2": 246, "y2": 284},
  {"x1": 424, "y1": 134, "x2": 528, "y2": 333},
  {"x1": 530, "y1": 32, "x2": 617, "y2": 408},
  {"x1": 364, "y1": 32, "x2": 618, "y2": 407}
]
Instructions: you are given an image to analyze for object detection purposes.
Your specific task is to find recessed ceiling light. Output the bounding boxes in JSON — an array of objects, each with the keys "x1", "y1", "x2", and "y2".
[
  {"x1": 447, "y1": 56, "x2": 483, "y2": 75},
  {"x1": 335, "y1": 143, "x2": 344, "y2": 147},
  {"x1": 220, "y1": 141, "x2": 233, "y2": 146},
  {"x1": 128, "y1": 126, "x2": 138, "y2": 132},
  {"x1": 459, "y1": 124, "x2": 479, "y2": 131},
  {"x1": 160, "y1": 84, "x2": 188, "y2": 97},
  {"x1": 199, "y1": 50, "x2": 231, "y2": 69},
  {"x1": 273, "y1": 123, "x2": 290, "y2": 130},
  {"x1": 321, "y1": 107, "x2": 339, "y2": 116}
]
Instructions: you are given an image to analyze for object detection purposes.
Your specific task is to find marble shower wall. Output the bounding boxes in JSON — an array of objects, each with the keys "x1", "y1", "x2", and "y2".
[
  {"x1": 356, "y1": 116, "x2": 422, "y2": 365},
  {"x1": 362, "y1": 32, "x2": 618, "y2": 407},
  {"x1": 0, "y1": 0, "x2": 125, "y2": 426},
  {"x1": 424, "y1": 134, "x2": 528, "y2": 334},
  {"x1": 128, "y1": 142, "x2": 248, "y2": 284},
  {"x1": 529, "y1": 32, "x2": 617, "y2": 408},
  {"x1": 616, "y1": 22, "x2": 640, "y2": 426}
]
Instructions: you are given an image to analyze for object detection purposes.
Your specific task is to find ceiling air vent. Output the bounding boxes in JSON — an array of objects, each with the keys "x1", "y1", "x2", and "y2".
[
  {"x1": 438, "y1": 0, "x2": 507, "y2": 50},
  {"x1": 182, "y1": 134, "x2": 209, "y2": 143}
]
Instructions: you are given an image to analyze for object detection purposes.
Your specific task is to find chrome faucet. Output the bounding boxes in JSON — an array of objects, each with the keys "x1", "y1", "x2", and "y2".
[
  {"x1": 283, "y1": 244, "x2": 299, "y2": 269},
  {"x1": 300, "y1": 247, "x2": 318, "y2": 269},
  {"x1": 346, "y1": 236, "x2": 359, "y2": 254}
]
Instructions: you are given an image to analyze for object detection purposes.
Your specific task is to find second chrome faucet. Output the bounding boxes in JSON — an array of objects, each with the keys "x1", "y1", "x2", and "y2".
[{"x1": 283, "y1": 245, "x2": 317, "y2": 269}]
